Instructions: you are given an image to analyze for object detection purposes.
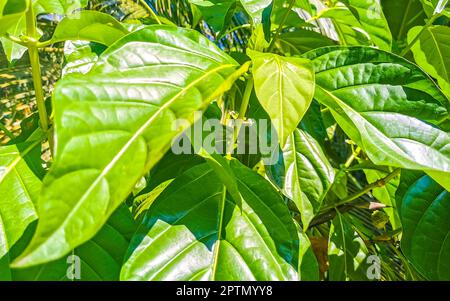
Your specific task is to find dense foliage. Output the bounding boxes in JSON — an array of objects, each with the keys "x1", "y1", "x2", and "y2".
[{"x1": 0, "y1": 0, "x2": 449, "y2": 281}]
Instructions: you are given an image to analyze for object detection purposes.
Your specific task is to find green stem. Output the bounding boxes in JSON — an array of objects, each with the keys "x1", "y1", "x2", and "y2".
[
  {"x1": 25, "y1": 1, "x2": 49, "y2": 133},
  {"x1": 400, "y1": 13, "x2": 441, "y2": 57},
  {"x1": 0, "y1": 123, "x2": 15, "y2": 141},
  {"x1": 238, "y1": 77, "x2": 254, "y2": 119},
  {"x1": 228, "y1": 77, "x2": 254, "y2": 156},
  {"x1": 3, "y1": 33, "x2": 28, "y2": 47},
  {"x1": 390, "y1": 243, "x2": 417, "y2": 281},
  {"x1": 140, "y1": 0, "x2": 162, "y2": 24},
  {"x1": 344, "y1": 146, "x2": 361, "y2": 169},
  {"x1": 224, "y1": 24, "x2": 251, "y2": 37},
  {"x1": 321, "y1": 168, "x2": 401, "y2": 212},
  {"x1": 268, "y1": 0, "x2": 296, "y2": 52}
]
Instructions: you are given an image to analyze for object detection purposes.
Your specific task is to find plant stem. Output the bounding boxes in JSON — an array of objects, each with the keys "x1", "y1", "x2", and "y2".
[
  {"x1": 224, "y1": 24, "x2": 252, "y2": 37},
  {"x1": 238, "y1": 77, "x2": 254, "y2": 119},
  {"x1": 0, "y1": 123, "x2": 15, "y2": 141},
  {"x1": 344, "y1": 146, "x2": 361, "y2": 169},
  {"x1": 3, "y1": 33, "x2": 28, "y2": 47},
  {"x1": 268, "y1": 0, "x2": 296, "y2": 52},
  {"x1": 140, "y1": 0, "x2": 162, "y2": 24},
  {"x1": 321, "y1": 168, "x2": 401, "y2": 212},
  {"x1": 400, "y1": 13, "x2": 441, "y2": 57},
  {"x1": 25, "y1": 1, "x2": 49, "y2": 133},
  {"x1": 228, "y1": 77, "x2": 254, "y2": 156}
]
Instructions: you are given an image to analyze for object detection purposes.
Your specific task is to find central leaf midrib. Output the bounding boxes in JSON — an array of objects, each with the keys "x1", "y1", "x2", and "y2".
[
  {"x1": 211, "y1": 186, "x2": 227, "y2": 280},
  {"x1": 27, "y1": 63, "x2": 236, "y2": 256},
  {"x1": 427, "y1": 27, "x2": 450, "y2": 82},
  {"x1": 316, "y1": 84, "x2": 449, "y2": 171}
]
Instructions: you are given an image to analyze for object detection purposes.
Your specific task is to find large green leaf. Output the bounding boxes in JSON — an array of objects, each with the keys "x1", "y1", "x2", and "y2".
[
  {"x1": 283, "y1": 128, "x2": 335, "y2": 229},
  {"x1": 0, "y1": 141, "x2": 41, "y2": 280},
  {"x1": 0, "y1": 0, "x2": 89, "y2": 61},
  {"x1": 328, "y1": 213, "x2": 370, "y2": 281},
  {"x1": 303, "y1": 46, "x2": 450, "y2": 191},
  {"x1": 341, "y1": 0, "x2": 392, "y2": 51},
  {"x1": 121, "y1": 161, "x2": 300, "y2": 280},
  {"x1": 46, "y1": 10, "x2": 129, "y2": 46},
  {"x1": 397, "y1": 172, "x2": 450, "y2": 280},
  {"x1": 248, "y1": 49, "x2": 315, "y2": 147},
  {"x1": 12, "y1": 25, "x2": 245, "y2": 268},
  {"x1": 11, "y1": 205, "x2": 137, "y2": 280},
  {"x1": 408, "y1": 25, "x2": 450, "y2": 98}
]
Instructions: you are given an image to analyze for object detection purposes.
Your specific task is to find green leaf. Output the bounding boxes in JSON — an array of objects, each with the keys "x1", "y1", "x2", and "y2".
[
  {"x1": 408, "y1": 25, "x2": 450, "y2": 98},
  {"x1": 62, "y1": 41, "x2": 99, "y2": 76},
  {"x1": 341, "y1": 0, "x2": 392, "y2": 51},
  {"x1": 1, "y1": 0, "x2": 89, "y2": 61},
  {"x1": 0, "y1": 0, "x2": 29, "y2": 36},
  {"x1": 188, "y1": 0, "x2": 237, "y2": 33},
  {"x1": 381, "y1": 0, "x2": 426, "y2": 41},
  {"x1": 328, "y1": 213, "x2": 370, "y2": 281},
  {"x1": 298, "y1": 231, "x2": 320, "y2": 281},
  {"x1": 12, "y1": 25, "x2": 245, "y2": 268},
  {"x1": 34, "y1": 0, "x2": 88, "y2": 14},
  {"x1": 188, "y1": 0, "x2": 271, "y2": 32},
  {"x1": 240, "y1": 0, "x2": 272, "y2": 24},
  {"x1": 248, "y1": 49, "x2": 315, "y2": 147},
  {"x1": 143, "y1": 152, "x2": 205, "y2": 194},
  {"x1": 397, "y1": 172, "x2": 450, "y2": 280},
  {"x1": 294, "y1": 0, "x2": 314, "y2": 14},
  {"x1": 47, "y1": 11, "x2": 129, "y2": 46},
  {"x1": 316, "y1": 6, "x2": 371, "y2": 47},
  {"x1": 283, "y1": 128, "x2": 335, "y2": 229},
  {"x1": 133, "y1": 179, "x2": 173, "y2": 220},
  {"x1": 270, "y1": 4, "x2": 306, "y2": 31},
  {"x1": 276, "y1": 29, "x2": 337, "y2": 55},
  {"x1": 11, "y1": 204, "x2": 137, "y2": 280},
  {"x1": 420, "y1": 0, "x2": 450, "y2": 16},
  {"x1": 0, "y1": 141, "x2": 41, "y2": 280},
  {"x1": 303, "y1": 46, "x2": 450, "y2": 191},
  {"x1": 121, "y1": 161, "x2": 300, "y2": 280},
  {"x1": 197, "y1": 150, "x2": 242, "y2": 205}
]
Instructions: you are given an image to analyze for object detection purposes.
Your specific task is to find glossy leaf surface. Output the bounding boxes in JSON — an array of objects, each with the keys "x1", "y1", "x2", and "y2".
[
  {"x1": 408, "y1": 25, "x2": 450, "y2": 98},
  {"x1": 13, "y1": 25, "x2": 244, "y2": 268},
  {"x1": 0, "y1": 0, "x2": 89, "y2": 61},
  {"x1": 397, "y1": 172, "x2": 450, "y2": 280},
  {"x1": 11, "y1": 205, "x2": 136, "y2": 280},
  {"x1": 249, "y1": 49, "x2": 315, "y2": 147},
  {"x1": 48, "y1": 11, "x2": 128, "y2": 46},
  {"x1": 283, "y1": 128, "x2": 335, "y2": 229},
  {"x1": 303, "y1": 46, "x2": 450, "y2": 191},
  {"x1": 341, "y1": 0, "x2": 392, "y2": 51},
  {"x1": 328, "y1": 213, "x2": 369, "y2": 281},
  {"x1": 0, "y1": 142, "x2": 41, "y2": 280},
  {"x1": 121, "y1": 161, "x2": 300, "y2": 280}
]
